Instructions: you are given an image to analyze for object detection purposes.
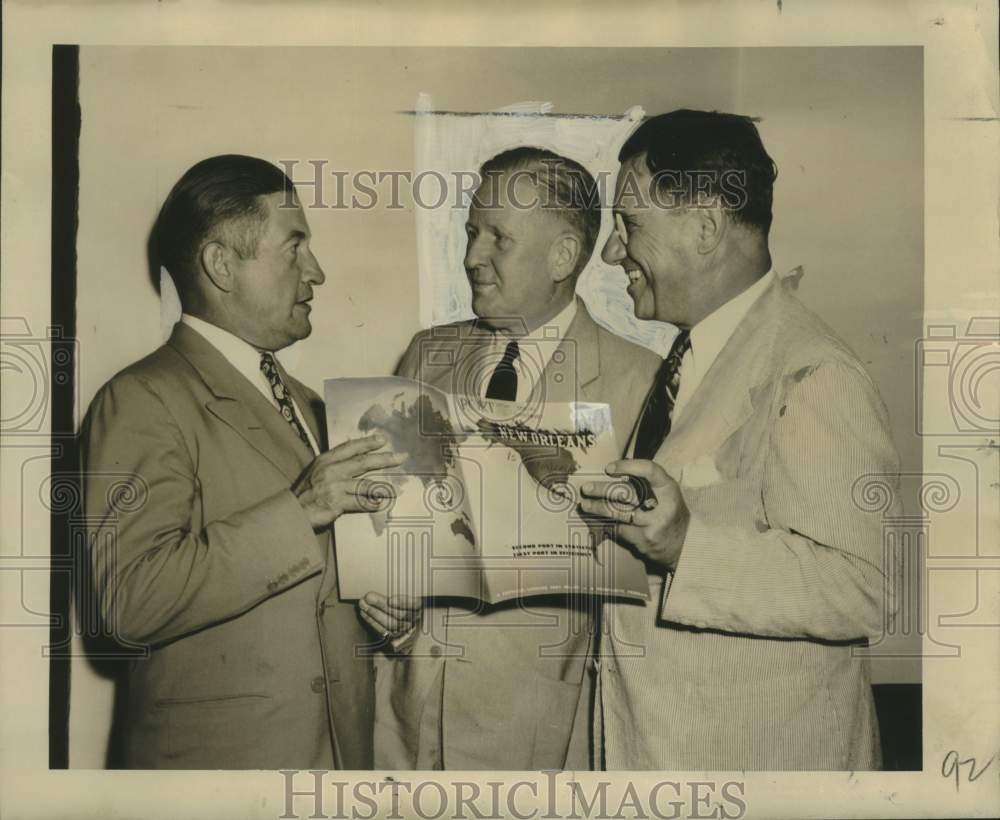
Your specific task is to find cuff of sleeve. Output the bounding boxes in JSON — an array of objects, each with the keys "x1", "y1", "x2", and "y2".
[
  {"x1": 254, "y1": 490, "x2": 327, "y2": 595},
  {"x1": 659, "y1": 515, "x2": 735, "y2": 626}
]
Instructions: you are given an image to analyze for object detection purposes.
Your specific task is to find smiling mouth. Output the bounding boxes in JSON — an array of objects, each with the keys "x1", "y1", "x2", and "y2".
[{"x1": 625, "y1": 268, "x2": 643, "y2": 285}]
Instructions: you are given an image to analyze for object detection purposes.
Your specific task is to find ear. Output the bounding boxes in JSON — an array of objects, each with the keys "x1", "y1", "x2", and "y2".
[
  {"x1": 200, "y1": 241, "x2": 236, "y2": 293},
  {"x1": 693, "y1": 204, "x2": 726, "y2": 255},
  {"x1": 548, "y1": 232, "x2": 582, "y2": 283}
]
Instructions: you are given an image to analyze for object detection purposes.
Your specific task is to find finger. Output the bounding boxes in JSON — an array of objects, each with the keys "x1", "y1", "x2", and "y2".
[
  {"x1": 579, "y1": 496, "x2": 629, "y2": 522},
  {"x1": 358, "y1": 607, "x2": 391, "y2": 639},
  {"x1": 578, "y1": 480, "x2": 619, "y2": 500},
  {"x1": 580, "y1": 495, "x2": 656, "y2": 525},
  {"x1": 364, "y1": 592, "x2": 421, "y2": 613},
  {"x1": 387, "y1": 594, "x2": 422, "y2": 611},
  {"x1": 605, "y1": 459, "x2": 672, "y2": 486},
  {"x1": 359, "y1": 600, "x2": 406, "y2": 634},
  {"x1": 359, "y1": 601, "x2": 393, "y2": 632},
  {"x1": 347, "y1": 450, "x2": 408, "y2": 478},
  {"x1": 353, "y1": 477, "x2": 397, "y2": 505},
  {"x1": 325, "y1": 434, "x2": 389, "y2": 462},
  {"x1": 341, "y1": 486, "x2": 393, "y2": 513},
  {"x1": 580, "y1": 480, "x2": 639, "y2": 511}
]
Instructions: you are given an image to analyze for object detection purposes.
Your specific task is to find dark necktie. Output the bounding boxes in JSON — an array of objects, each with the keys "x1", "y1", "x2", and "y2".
[
  {"x1": 596, "y1": 329, "x2": 688, "y2": 719},
  {"x1": 259, "y1": 352, "x2": 314, "y2": 452},
  {"x1": 485, "y1": 339, "x2": 520, "y2": 401},
  {"x1": 632, "y1": 329, "x2": 691, "y2": 459}
]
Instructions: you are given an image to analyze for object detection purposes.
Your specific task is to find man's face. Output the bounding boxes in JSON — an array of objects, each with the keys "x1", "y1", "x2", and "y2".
[
  {"x1": 464, "y1": 173, "x2": 564, "y2": 333},
  {"x1": 228, "y1": 192, "x2": 325, "y2": 350},
  {"x1": 601, "y1": 154, "x2": 698, "y2": 326}
]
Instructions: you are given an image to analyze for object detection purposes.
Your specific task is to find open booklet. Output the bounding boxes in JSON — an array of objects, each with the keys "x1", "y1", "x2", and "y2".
[{"x1": 325, "y1": 376, "x2": 650, "y2": 604}]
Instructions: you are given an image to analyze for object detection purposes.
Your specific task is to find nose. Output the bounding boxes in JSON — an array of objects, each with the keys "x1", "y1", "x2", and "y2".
[
  {"x1": 601, "y1": 229, "x2": 626, "y2": 266},
  {"x1": 302, "y1": 248, "x2": 326, "y2": 286},
  {"x1": 464, "y1": 234, "x2": 490, "y2": 271}
]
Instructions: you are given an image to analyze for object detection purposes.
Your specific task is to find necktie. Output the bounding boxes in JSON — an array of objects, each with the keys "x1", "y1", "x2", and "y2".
[
  {"x1": 259, "y1": 352, "x2": 314, "y2": 452},
  {"x1": 632, "y1": 329, "x2": 691, "y2": 459},
  {"x1": 485, "y1": 339, "x2": 520, "y2": 402}
]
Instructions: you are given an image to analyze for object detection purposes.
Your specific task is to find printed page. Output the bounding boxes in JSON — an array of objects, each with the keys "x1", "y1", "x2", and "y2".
[
  {"x1": 326, "y1": 376, "x2": 482, "y2": 599},
  {"x1": 449, "y1": 394, "x2": 650, "y2": 603}
]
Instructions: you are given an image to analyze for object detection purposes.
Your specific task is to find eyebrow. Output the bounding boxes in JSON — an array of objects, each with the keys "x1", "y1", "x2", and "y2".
[{"x1": 465, "y1": 216, "x2": 508, "y2": 233}]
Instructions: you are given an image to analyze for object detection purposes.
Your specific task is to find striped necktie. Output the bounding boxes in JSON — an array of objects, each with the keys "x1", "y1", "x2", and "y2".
[
  {"x1": 632, "y1": 330, "x2": 691, "y2": 460},
  {"x1": 259, "y1": 352, "x2": 314, "y2": 452}
]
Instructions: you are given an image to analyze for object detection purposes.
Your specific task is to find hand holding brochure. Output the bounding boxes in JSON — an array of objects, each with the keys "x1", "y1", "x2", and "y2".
[{"x1": 326, "y1": 376, "x2": 649, "y2": 604}]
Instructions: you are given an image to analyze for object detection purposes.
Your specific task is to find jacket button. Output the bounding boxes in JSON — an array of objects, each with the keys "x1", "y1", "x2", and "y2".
[
  {"x1": 430, "y1": 645, "x2": 442, "y2": 658},
  {"x1": 310, "y1": 676, "x2": 325, "y2": 694}
]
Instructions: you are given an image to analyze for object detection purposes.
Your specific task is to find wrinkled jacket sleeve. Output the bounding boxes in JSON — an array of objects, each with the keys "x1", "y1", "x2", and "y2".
[
  {"x1": 81, "y1": 373, "x2": 325, "y2": 647},
  {"x1": 662, "y1": 360, "x2": 901, "y2": 641}
]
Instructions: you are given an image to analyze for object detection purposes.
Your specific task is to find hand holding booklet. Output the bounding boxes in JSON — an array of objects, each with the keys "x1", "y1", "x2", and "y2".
[{"x1": 325, "y1": 376, "x2": 650, "y2": 604}]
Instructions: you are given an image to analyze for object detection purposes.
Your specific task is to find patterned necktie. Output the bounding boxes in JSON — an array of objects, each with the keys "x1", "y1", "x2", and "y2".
[
  {"x1": 259, "y1": 352, "x2": 314, "y2": 452},
  {"x1": 485, "y1": 339, "x2": 520, "y2": 401},
  {"x1": 632, "y1": 329, "x2": 691, "y2": 459}
]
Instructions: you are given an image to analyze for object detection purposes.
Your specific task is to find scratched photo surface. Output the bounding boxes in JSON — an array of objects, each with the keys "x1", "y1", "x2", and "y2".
[{"x1": 1, "y1": 4, "x2": 997, "y2": 820}]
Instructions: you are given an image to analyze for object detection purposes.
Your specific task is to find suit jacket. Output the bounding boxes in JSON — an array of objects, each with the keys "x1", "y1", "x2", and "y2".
[
  {"x1": 81, "y1": 322, "x2": 374, "y2": 769},
  {"x1": 373, "y1": 300, "x2": 660, "y2": 770},
  {"x1": 599, "y1": 277, "x2": 901, "y2": 770}
]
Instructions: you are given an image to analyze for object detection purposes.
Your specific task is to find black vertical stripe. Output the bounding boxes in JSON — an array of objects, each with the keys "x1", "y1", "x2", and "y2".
[{"x1": 49, "y1": 43, "x2": 80, "y2": 770}]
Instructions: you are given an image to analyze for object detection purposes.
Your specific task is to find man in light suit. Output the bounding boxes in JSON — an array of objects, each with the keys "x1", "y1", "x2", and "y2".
[
  {"x1": 581, "y1": 111, "x2": 901, "y2": 770},
  {"x1": 81, "y1": 155, "x2": 417, "y2": 768},
  {"x1": 375, "y1": 147, "x2": 660, "y2": 770}
]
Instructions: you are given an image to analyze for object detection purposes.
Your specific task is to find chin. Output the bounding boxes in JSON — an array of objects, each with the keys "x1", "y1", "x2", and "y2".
[
  {"x1": 470, "y1": 295, "x2": 496, "y2": 321},
  {"x1": 629, "y1": 297, "x2": 655, "y2": 322},
  {"x1": 282, "y1": 321, "x2": 312, "y2": 346}
]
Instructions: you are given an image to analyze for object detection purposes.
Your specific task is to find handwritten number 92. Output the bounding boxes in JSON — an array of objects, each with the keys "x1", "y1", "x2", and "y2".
[{"x1": 941, "y1": 750, "x2": 994, "y2": 790}]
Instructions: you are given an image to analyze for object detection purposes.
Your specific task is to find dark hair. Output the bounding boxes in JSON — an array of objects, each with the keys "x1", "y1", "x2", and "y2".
[
  {"x1": 153, "y1": 154, "x2": 293, "y2": 295},
  {"x1": 619, "y1": 109, "x2": 777, "y2": 235},
  {"x1": 479, "y1": 147, "x2": 601, "y2": 277}
]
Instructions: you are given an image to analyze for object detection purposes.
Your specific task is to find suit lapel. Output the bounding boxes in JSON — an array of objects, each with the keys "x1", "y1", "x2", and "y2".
[
  {"x1": 281, "y1": 363, "x2": 327, "y2": 452},
  {"x1": 425, "y1": 320, "x2": 494, "y2": 395},
  {"x1": 656, "y1": 278, "x2": 787, "y2": 471},
  {"x1": 169, "y1": 323, "x2": 312, "y2": 482},
  {"x1": 538, "y1": 298, "x2": 601, "y2": 405},
  {"x1": 624, "y1": 376, "x2": 658, "y2": 459}
]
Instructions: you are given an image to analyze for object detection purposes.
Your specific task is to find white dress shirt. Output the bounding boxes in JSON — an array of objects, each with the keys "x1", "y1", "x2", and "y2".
[
  {"x1": 478, "y1": 298, "x2": 578, "y2": 403},
  {"x1": 180, "y1": 314, "x2": 320, "y2": 453},
  {"x1": 671, "y1": 269, "x2": 775, "y2": 423}
]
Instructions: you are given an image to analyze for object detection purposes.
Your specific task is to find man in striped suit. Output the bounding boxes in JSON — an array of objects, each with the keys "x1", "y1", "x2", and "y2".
[{"x1": 580, "y1": 110, "x2": 901, "y2": 770}]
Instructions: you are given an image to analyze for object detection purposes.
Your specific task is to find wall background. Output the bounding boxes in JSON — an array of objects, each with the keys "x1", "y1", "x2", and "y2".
[{"x1": 71, "y1": 46, "x2": 923, "y2": 766}]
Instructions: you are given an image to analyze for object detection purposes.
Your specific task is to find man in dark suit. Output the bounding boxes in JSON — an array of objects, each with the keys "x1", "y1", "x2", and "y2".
[
  {"x1": 81, "y1": 155, "x2": 417, "y2": 769},
  {"x1": 375, "y1": 147, "x2": 660, "y2": 770}
]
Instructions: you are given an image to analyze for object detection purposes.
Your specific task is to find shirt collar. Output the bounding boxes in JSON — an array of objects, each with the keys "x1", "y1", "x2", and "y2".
[
  {"x1": 687, "y1": 269, "x2": 774, "y2": 385},
  {"x1": 180, "y1": 314, "x2": 267, "y2": 382},
  {"x1": 534, "y1": 297, "x2": 578, "y2": 342},
  {"x1": 491, "y1": 298, "x2": 578, "y2": 345}
]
